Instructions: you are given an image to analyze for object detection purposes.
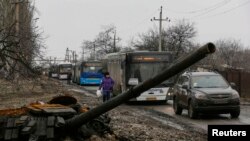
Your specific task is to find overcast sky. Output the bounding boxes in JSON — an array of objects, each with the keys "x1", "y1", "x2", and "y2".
[{"x1": 34, "y1": 0, "x2": 250, "y2": 59}]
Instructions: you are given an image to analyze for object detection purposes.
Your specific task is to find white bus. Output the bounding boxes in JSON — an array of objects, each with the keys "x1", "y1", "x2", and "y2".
[
  {"x1": 49, "y1": 64, "x2": 59, "y2": 78},
  {"x1": 58, "y1": 62, "x2": 72, "y2": 80},
  {"x1": 105, "y1": 51, "x2": 175, "y2": 103}
]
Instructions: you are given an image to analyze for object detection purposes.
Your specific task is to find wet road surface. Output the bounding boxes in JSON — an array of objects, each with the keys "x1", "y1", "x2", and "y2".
[{"x1": 73, "y1": 84, "x2": 250, "y2": 133}]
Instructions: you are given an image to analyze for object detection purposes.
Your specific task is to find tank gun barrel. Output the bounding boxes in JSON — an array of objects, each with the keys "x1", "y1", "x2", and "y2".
[{"x1": 65, "y1": 42, "x2": 216, "y2": 129}]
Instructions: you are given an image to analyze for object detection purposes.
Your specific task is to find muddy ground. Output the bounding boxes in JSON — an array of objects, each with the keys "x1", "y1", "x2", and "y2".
[{"x1": 0, "y1": 77, "x2": 207, "y2": 141}]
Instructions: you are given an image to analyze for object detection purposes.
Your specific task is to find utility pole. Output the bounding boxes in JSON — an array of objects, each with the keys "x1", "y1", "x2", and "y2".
[
  {"x1": 65, "y1": 48, "x2": 70, "y2": 62},
  {"x1": 66, "y1": 48, "x2": 76, "y2": 63},
  {"x1": 112, "y1": 30, "x2": 120, "y2": 52},
  {"x1": 71, "y1": 51, "x2": 77, "y2": 64},
  {"x1": 151, "y1": 6, "x2": 170, "y2": 52},
  {"x1": 15, "y1": 0, "x2": 20, "y2": 38},
  {"x1": 93, "y1": 42, "x2": 96, "y2": 60},
  {"x1": 72, "y1": 51, "x2": 75, "y2": 63},
  {"x1": 11, "y1": 0, "x2": 22, "y2": 79},
  {"x1": 54, "y1": 57, "x2": 57, "y2": 65},
  {"x1": 74, "y1": 51, "x2": 77, "y2": 64},
  {"x1": 12, "y1": 0, "x2": 29, "y2": 40},
  {"x1": 49, "y1": 56, "x2": 52, "y2": 65}
]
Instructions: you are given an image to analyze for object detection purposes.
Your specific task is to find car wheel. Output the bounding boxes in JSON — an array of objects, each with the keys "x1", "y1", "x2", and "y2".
[
  {"x1": 173, "y1": 98, "x2": 182, "y2": 115},
  {"x1": 230, "y1": 110, "x2": 240, "y2": 118},
  {"x1": 188, "y1": 100, "x2": 197, "y2": 119}
]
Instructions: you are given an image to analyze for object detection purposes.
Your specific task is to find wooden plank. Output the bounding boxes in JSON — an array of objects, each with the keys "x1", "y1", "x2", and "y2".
[
  {"x1": 46, "y1": 127, "x2": 54, "y2": 139},
  {"x1": 34, "y1": 117, "x2": 47, "y2": 136},
  {"x1": 42, "y1": 108, "x2": 76, "y2": 115},
  {"x1": 47, "y1": 116, "x2": 55, "y2": 127},
  {"x1": 11, "y1": 128, "x2": 19, "y2": 139},
  {"x1": 4, "y1": 129, "x2": 12, "y2": 140},
  {"x1": 6, "y1": 118, "x2": 15, "y2": 128}
]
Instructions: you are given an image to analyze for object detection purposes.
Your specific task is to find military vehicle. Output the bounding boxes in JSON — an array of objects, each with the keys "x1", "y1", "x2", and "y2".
[{"x1": 0, "y1": 43, "x2": 216, "y2": 141}]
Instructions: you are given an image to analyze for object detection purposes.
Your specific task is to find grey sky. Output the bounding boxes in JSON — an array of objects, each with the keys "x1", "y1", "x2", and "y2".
[{"x1": 34, "y1": 0, "x2": 250, "y2": 59}]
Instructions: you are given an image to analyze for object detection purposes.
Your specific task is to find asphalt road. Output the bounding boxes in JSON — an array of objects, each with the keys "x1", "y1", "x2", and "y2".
[
  {"x1": 80, "y1": 85, "x2": 250, "y2": 133},
  {"x1": 140, "y1": 101, "x2": 250, "y2": 132}
]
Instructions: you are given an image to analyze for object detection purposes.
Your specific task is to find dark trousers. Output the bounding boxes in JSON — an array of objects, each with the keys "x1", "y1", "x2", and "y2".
[{"x1": 102, "y1": 90, "x2": 111, "y2": 102}]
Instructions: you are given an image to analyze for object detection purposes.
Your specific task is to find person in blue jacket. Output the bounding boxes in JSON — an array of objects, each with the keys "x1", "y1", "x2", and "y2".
[{"x1": 99, "y1": 72, "x2": 115, "y2": 102}]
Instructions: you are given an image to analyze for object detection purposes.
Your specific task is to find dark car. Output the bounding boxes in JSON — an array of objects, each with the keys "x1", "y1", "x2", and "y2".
[{"x1": 172, "y1": 71, "x2": 240, "y2": 119}]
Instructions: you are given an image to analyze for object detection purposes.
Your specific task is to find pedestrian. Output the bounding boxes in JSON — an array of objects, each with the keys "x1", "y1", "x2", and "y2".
[
  {"x1": 99, "y1": 72, "x2": 114, "y2": 102},
  {"x1": 67, "y1": 72, "x2": 72, "y2": 84}
]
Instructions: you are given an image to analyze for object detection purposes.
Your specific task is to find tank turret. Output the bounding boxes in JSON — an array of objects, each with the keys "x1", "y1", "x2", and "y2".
[
  {"x1": 0, "y1": 43, "x2": 216, "y2": 140},
  {"x1": 65, "y1": 42, "x2": 216, "y2": 128}
]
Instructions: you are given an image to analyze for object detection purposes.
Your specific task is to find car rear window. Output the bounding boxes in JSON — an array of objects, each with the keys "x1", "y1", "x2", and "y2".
[{"x1": 191, "y1": 75, "x2": 229, "y2": 88}]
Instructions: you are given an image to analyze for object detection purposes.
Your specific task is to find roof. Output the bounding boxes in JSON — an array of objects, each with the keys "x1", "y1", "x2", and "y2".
[
  {"x1": 183, "y1": 71, "x2": 219, "y2": 76},
  {"x1": 58, "y1": 61, "x2": 72, "y2": 65},
  {"x1": 104, "y1": 51, "x2": 173, "y2": 60}
]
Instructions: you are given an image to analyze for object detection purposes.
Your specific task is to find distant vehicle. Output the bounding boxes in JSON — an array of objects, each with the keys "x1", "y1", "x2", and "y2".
[
  {"x1": 58, "y1": 62, "x2": 72, "y2": 80},
  {"x1": 172, "y1": 71, "x2": 240, "y2": 119},
  {"x1": 72, "y1": 61, "x2": 103, "y2": 85},
  {"x1": 48, "y1": 64, "x2": 59, "y2": 78},
  {"x1": 104, "y1": 51, "x2": 175, "y2": 102}
]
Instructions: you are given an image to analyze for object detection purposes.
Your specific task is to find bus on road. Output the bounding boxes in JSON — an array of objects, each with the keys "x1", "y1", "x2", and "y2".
[
  {"x1": 58, "y1": 62, "x2": 72, "y2": 80},
  {"x1": 73, "y1": 61, "x2": 103, "y2": 85},
  {"x1": 48, "y1": 64, "x2": 59, "y2": 78},
  {"x1": 105, "y1": 51, "x2": 175, "y2": 102}
]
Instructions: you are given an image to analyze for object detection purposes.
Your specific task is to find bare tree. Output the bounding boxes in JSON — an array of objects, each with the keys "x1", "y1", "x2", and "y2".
[
  {"x1": 132, "y1": 27, "x2": 159, "y2": 51},
  {"x1": 215, "y1": 39, "x2": 244, "y2": 69},
  {"x1": 240, "y1": 49, "x2": 250, "y2": 71},
  {"x1": 95, "y1": 25, "x2": 121, "y2": 53},
  {"x1": 197, "y1": 39, "x2": 246, "y2": 71},
  {"x1": 0, "y1": 0, "x2": 45, "y2": 80},
  {"x1": 164, "y1": 19, "x2": 197, "y2": 58},
  {"x1": 81, "y1": 40, "x2": 95, "y2": 60},
  {"x1": 132, "y1": 19, "x2": 197, "y2": 58},
  {"x1": 81, "y1": 25, "x2": 121, "y2": 60}
]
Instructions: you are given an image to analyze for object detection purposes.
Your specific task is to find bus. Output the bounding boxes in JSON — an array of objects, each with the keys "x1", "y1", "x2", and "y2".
[
  {"x1": 73, "y1": 61, "x2": 103, "y2": 85},
  {"x1": 58, "y1": 62, "x2": 72, "y2": 80},
  {"x1": 105, "y1": 51, "x2": 175, "y2": 102},
  {"x1": 48, "y1": 64, "x2": 59, "y2": 78}
]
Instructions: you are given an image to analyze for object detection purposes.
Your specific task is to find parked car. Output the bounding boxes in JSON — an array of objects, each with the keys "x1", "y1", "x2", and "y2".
[{"x1": 172, "y1": 71, "x2": 240, "y2": 119}]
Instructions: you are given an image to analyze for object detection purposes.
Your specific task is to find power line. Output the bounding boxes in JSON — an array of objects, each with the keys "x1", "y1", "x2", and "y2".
[
  {"x1": 163, "y1": 0, "x2": 249, "y2": 21},
  {"x1": 165, "y1": 0, "x2": 231, "y2": 14},
  {"x1": 195, "y1": 0, "x2": 250, "y2": 20},
  {"x1": 189, "y1": 0, "x2": 231, "y2": 19}
]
